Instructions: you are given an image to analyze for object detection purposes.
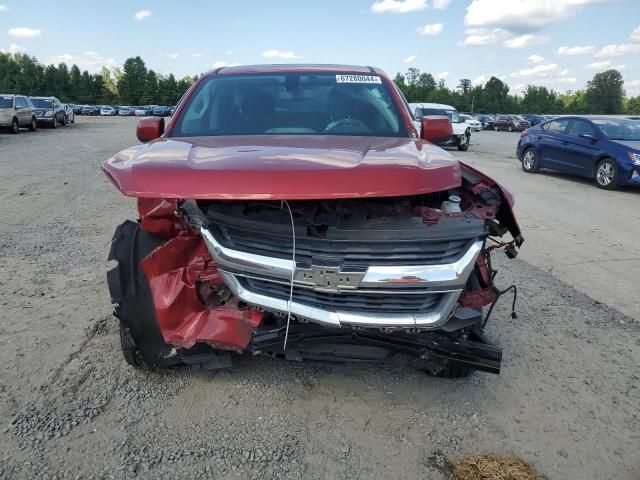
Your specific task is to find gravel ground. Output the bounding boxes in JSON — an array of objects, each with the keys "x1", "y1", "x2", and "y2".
[{"x1": 0, "y1": 118, "x2": 638, "y2": 480}]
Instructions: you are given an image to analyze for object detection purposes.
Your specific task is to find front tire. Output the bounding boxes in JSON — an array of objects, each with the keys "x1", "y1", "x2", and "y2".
[
  {"x1": 29, "y1": 117, "x2": 37, "y2": 131},
  {"x1": 457, "y1": 132, "x2": 470, "y2": 151},
  {"x1": 508, "y1": 125, "x2": 513, "y2": 132},
  {"x1": 10, "y1": 117, "x2": 19, "y2": 134},
  {"x1": 494, "y1": 125, "x2": 498, "y2": 131},
  {"x1": 107, "y1": 221, "x2": 179, "y2": 369},
  {"x1": 522, "y1": 147, "x2": 540, "y2": 173},
  {"x1": 595, "y1": 158, "x2": 618, "y2": 190},
  {"x1": 52, "y1": 116, "x2": 58, "y2": 128}
]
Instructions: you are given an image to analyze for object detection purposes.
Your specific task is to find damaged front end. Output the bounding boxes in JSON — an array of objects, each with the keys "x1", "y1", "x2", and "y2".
[{"x1": 107, "y1": 164, "x2": 522, "y2": 375}]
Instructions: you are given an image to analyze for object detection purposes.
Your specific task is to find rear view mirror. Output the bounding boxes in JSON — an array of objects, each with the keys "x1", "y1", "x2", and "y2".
[
  {"x1": 420, "y1": 116, "x2": 453, "y2": 143},
  {"x1": 137, "y1": 117, "x2": 165, "y2": 143}
]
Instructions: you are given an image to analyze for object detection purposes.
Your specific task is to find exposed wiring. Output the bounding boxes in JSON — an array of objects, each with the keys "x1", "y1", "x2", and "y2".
[
  {"x1": 281, "y1": 200, "x2": 295, "y2": 349},
  {"x1": 482, "y1": 284, "x2": 518, "y2": 328}
]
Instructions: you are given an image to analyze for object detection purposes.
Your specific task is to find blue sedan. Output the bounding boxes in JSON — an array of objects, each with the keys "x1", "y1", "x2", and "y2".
[{"x1": 516, "y1": 116, "x2": 640, "y2": 189}]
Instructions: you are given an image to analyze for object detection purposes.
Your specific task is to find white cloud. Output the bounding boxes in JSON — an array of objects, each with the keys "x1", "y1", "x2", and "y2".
[
  {"x1": 503, "y1": 34, "x2": 548, "y2": 49},
  {"x1": 632, "y1": 26, "x2": 640, "y2": 42},
  {"x1": 7, "y1": 27, "x2": 42, "y2": 38},
  {"x1": 404, "y1": 55, "x2": 417, "y2": 63},
  {"x1": 1, "y1": 43, "x2": 24, "y2": 54},
  {"x1": 416, "y1": 22, "x2": 444, "y2": 36},
  {"x1": 555, "y1": 76, "x2": 577, "y2": 84},
  {"x1": 0, "y1": 5, "x2": 7, "y2": 12},
  {"x1": 433, "y1": 0, "x2": 452, "y2": 8},
  {"x1": 371, "y1": 0, "x2": 427, "y2": 13},
  {"x1": 167, "y1": 53, "x2": 179, "y2": 59},
  {"x1": 528, "y1": 54, "x2": 544, "y2": 63},
  {"x1": 559, "y1": 68, "x2": 570, "y2": 76},
  {"x1": 436, "y1": 71, "x2": 449, "y2": 80},
  {"x1": 212, "y1": 61, "x2": 240, "y2": 68},
  {"x1": 511, "y1": 63, "x2": 559, "y2": 77},
  {"x1": 594, "y1": 43, "x2": 640, "y2": 58},
  {"x1": 262, "y1": 49, "x2": 298, "y2": 59},
  {"x1": 556, "y1": 45, "x2": 595, "y2": 55},
  {"x1": 585, "y1": 60, "x2": 610, "y2": 69},
  {"x1": 192, "y1": 53, "x2": 202, "y2": 58},
  {"x1": 465, "y1": 0, "x2": 614, "y2": 33},
  {"x1": 626, "y1": 79, "x2": 640, "y2": 97},
  {"x1": 461, "y1": 27, "x2": 509, "y2": 46},
  {"x1": 134, "y1": 10, "x2": 152, "y2": 20},
  {"x1": 48, "y1": 51, "x2": 115, "y2": 73}
]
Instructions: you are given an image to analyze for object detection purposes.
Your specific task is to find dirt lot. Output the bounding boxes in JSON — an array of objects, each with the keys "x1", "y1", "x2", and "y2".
[{"x1": 0, "y1": 118, "x2": 638, "y2": 480}]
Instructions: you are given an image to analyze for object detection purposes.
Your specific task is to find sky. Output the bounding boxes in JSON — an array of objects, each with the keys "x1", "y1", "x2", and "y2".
[{"x1": 1, "y1": 0, "x2": 639, "y2": 96}]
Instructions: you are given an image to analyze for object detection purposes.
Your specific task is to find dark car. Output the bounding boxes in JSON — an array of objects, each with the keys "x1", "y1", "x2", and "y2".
[
  {"x1": 516, "y1": 116, "x2": 640, "y2": 189},
  {"x1": 81, "y1": 105, "x2": 99, "y2": 116},
  {"x1": 30, "y1": 96, "x2": 67, "y2": 128},
  {"x1": 475, "y1": 114, "x2": 495, "y2": 130},
  {"x1": 169, "y1": 105, "x2": 177, "y2": 115},
  {"x1": 494, "y1": 115, "x2": 530, "y2": 132},
  {"x1": 152, "y1": 105, "x2": 170, "y2": 116},
  {"x1": 102, "y1": 64, "x2": 523, "y2": 378},
  {"x1": 522, "y1": 114, "x2": 545, "y2": 126}
]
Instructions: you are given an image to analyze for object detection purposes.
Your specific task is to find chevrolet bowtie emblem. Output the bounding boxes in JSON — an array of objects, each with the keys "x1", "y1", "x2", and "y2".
[{"x1": 294, "y1": 263, "x2": 365, "y2": 293}]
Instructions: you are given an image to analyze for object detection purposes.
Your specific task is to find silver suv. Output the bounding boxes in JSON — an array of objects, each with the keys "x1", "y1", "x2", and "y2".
[{"x1": 0, "y1": 94, "x2": 37, "y2": 133}]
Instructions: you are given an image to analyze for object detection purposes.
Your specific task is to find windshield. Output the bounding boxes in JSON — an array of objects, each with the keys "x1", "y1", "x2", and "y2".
[
  {"x1": 0, "y1": 96, "x2": 12, "y2": 108},
  {"x1": 31, "y1": 98, "x2": 53, "y2": 109},
  {"x1": 172, "y1": 73, "x2": 406, "y2": 137},
  {"x1": 593, "y1": 118, "x2": 640, "y2": 141},
  {"x1": 419, "y1": 108, "x2": 461, "y2": 123}
]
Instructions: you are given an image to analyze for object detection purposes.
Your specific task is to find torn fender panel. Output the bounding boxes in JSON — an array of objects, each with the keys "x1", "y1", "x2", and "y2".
[
  {"x1": 139, "y1": 227, "x2": 263, "y2": 352},
  {"x1": 137, "y1": 198, "x2": 181, "y2": 239}
]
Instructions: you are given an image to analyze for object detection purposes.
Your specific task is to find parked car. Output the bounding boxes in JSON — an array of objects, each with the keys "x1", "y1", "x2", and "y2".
[
  {"x1": 473, "y1": 114, "x2": 494, "y2": 130},
  {"x1": 169, "y1": 105, "x2": 177, "y2": 115},
  {"x1": 410, "y1": 102, "x2": 471, "y2": 150},
  {"x1": 100, "y1": 105, "x2": 117, "y2": 116},
  {"x1": 152, "y1": 105, "x2": 170, "y2": 116},
  {"x1": 134, "y1": 106, "x2": 151, "y2": 116},
  {"x1": 522, "y1": 114, "x2": 545, "y2": 126},
  {"x1": 64, "y1": 104, "x2": 75, "y2": 124},
  {"x1": 0, "y1": 94, "x2": 37, "y2": 133},
  {"x1": 460, "y1": 114, "x2": 482, "y2": 132},
  {"x1": 103, "y1": 64, "x2": 522, "y2": 377},
  {"x1": 81, "y1": 105, "x2": 96, "y2": 116},
  {"x1": 30, "y1": 96, "x2": 67, "y2": 128},
  {"x1": 118, "y1": 106, "x2": 134, "y2": 116},
  {"x1": 494, "y1": 115, "x2": 529, "y2": 132},
  {"x1": 517, "y1": 116, "x2": 640, "y2": 189}
]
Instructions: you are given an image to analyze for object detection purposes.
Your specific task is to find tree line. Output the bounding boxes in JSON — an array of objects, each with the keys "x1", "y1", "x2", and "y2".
[
  {"x1": 1, "y1": 51, "x2": 639, "y2": 114},
  {"x1": 0, "y1": 53, "x2": 196, "y2": 106},
  {"x1": 394, "y1": 68, "x2": 640, "y2": 114}
]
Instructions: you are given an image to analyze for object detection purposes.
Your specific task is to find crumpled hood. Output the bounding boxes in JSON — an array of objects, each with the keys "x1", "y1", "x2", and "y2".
[{"x1": 102, "y1": 135, "x2": 462, "y2": 200}]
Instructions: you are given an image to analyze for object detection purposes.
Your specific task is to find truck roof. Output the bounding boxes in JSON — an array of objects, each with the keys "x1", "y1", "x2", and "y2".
[{"x1": 206, "y1": 64, "x2": 382, "y2": 76}]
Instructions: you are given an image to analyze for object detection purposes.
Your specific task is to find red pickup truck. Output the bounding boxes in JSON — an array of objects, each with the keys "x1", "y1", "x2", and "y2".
[{"x1": 103, "y1": 64, "x2": 523, "y2": 378}]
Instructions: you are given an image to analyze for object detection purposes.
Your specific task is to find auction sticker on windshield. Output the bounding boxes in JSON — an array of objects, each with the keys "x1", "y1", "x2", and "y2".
[{"x1": 336, "y1": 75, "x2": 382, "y2": 84}]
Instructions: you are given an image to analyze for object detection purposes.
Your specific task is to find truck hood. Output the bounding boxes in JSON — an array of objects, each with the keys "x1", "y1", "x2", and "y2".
[{"x1": 102, "y1": 135, "x2": 462, "y2": 200}]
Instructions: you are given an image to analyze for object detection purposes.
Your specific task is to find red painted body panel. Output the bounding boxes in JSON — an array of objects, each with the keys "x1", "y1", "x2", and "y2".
[
  {"x1": 139, "y1": 223, "x2": 263, "y2": 351},
  {"x1": 103, "y1": 135, "x2": 462, "y2": 200}
]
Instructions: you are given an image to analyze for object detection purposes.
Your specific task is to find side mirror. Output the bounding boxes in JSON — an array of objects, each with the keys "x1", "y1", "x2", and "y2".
[
  {"x1": 137, "y1": 117, "x2": 165, "y2": 143},
  {"x1": 579, "y1": 132, "x2": 597, "y2": 141},
  {"x1": 420, "y1": 116, "x2": 453, "y2": 143}
]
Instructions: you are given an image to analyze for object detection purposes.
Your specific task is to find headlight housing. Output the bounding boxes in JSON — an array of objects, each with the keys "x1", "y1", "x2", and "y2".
[
  {"x1": 45, "y1": 110, "x2": 53, "y2": 117},
  {"x1": 630, "y1": 152, "x2": 640, "y2": 165}
]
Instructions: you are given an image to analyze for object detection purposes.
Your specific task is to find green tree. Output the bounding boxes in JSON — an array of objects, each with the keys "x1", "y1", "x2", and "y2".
[
  {"x1": 585, "y1": 69, "x2": 624, "y2": 114},
  {"x1": 118, "y1": 56, "x2": 148, "y2": 105}
]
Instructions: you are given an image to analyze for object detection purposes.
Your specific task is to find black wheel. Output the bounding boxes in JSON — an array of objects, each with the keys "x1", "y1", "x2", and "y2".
[
  {"x1": 52, "y1": 116, "x2": 58, "y2": 128},
  {"x1": 457, "y1": 132, "x2": 470, "y2": 151},
  {"x1": 61, "y1": 114, "x2": 67, "y2": 126},
  {"x1": 107, "y1": 220, "x2": 180, "y2": 369},
  {"x1": 595, "y1": 158, "x2": 618, "y2": 190},
  {"x1": 522, "y1": 147, "x2": 539, "y2": 173},
  {"x1": 508, "y1": 125, "x2": 513, "y2": 132},
  {"x1": 29, "y1": 117, "x2": 37, "y2": 131},
  {"x1": 10, "y1": 117, "x2": 19, "y2": 134},
  {"x1": 494, "y1": 125, "x2": 499, "y2": 131}
]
